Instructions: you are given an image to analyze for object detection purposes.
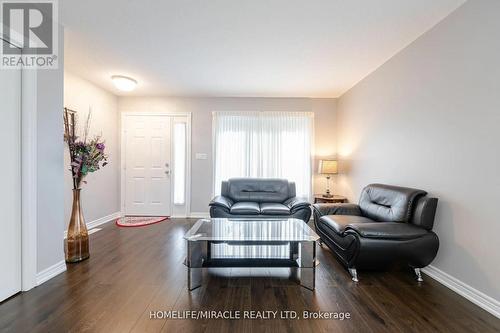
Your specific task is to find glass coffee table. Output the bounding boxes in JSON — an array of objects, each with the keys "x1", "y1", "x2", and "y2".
[{"x1": 183, "y1": 218, "x2": 319, "y2": 291}]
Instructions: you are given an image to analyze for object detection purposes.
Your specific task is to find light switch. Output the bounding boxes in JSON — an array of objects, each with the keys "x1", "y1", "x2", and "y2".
[{"x1": 195, "y1": 153, "x2": 208, "y2": 160}]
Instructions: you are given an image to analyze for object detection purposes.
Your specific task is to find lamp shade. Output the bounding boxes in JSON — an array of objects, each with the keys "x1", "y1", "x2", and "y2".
[{"x1": 318, "y1": 160, "x2": 338, "y2": 174}]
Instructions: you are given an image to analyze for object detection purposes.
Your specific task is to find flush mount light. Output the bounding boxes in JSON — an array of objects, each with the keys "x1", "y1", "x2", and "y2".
[{"x1": 111, "y1": 75, "x2": 137, "y2": 92}]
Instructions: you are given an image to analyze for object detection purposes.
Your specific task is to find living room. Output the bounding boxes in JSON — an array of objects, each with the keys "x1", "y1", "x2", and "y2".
[{"x1": 1, "y1": 0, "x2": 499, "y2": 332}]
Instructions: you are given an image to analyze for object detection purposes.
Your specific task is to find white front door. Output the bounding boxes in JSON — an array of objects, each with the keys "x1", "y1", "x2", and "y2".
[
  {"x1": 0, "y1": 39, "x2": 22, "y2": 301},
  {"x1": 124, "y1": 115, "x2": 172, "y2": 216}
]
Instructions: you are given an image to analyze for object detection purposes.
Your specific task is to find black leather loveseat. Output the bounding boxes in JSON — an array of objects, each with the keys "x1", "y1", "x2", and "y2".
[
  {"x1": 209, "y1": 178, "x2": 311, "y2": 222},
  {"x1": 313, "y1": 183, "x2": 439, "y2": 282}
]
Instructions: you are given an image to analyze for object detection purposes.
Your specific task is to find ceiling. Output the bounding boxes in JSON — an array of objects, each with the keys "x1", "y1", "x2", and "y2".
[{"x1": 61, "y1": 0, "x2": 465, "y2": 97}]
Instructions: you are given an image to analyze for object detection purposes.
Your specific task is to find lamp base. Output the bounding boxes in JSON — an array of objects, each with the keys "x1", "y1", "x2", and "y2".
[{"x1": 322, "y1": 193, "x2": 334, "y2": 198}]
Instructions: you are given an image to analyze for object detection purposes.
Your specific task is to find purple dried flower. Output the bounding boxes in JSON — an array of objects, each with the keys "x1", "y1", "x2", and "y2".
[{"x1": 96, "y1": 142, "x2": 105, "y2": 150}]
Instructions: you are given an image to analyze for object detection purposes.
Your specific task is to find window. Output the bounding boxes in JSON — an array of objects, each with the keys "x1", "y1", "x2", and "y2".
[
  {"x1": 173, "y1": 122, "x2": 186, "y2": 205},
  {"x1": 213, "y1": 111, "x2": 313, "y2": 199}
]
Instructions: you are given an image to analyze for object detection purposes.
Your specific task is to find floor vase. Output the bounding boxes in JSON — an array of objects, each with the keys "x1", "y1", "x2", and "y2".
[{"x1": 65, "y1": 189, "x2": 89, "y2": 263}]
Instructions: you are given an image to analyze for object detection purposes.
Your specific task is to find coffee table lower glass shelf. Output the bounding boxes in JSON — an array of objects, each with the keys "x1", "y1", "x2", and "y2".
[{"x1": 183, "y1": 218, "x2": 319, "y2": 291}]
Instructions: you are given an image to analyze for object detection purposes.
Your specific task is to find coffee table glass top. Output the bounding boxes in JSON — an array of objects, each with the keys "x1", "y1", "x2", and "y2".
[{"x1": 184, "y1": 218, "x2": 319, "y2": 242}]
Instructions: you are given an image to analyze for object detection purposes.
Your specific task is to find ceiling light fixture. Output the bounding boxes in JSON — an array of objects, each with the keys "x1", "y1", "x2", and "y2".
[{"x1": 111, "y1": 75, "x2": 137, "y2": 92}]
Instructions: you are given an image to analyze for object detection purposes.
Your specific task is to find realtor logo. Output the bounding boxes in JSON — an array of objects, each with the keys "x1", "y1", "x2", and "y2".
[{"x1": 1, "y1": 0, "x2": 58, "y2": 68}]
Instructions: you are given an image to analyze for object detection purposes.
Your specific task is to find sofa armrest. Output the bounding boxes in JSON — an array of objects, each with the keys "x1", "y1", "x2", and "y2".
[
  {"x1": 209, "y1": 195, "x2": 234, "y2": 211},
  {"x1": 312, "y1": 203, "x2": 361, "y2": 217},
  {"x1": 411, "y1": 197, "x2": 438, "y2": 230},
  {"x1": 283, "y1": 197, "x2": 311, "y2": 213}
]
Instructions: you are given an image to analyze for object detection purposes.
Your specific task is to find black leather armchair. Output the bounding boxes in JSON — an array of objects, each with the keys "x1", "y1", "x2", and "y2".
[
  {"x1": 313, "y1": 183, "x2": 439, "y2": 282},
  {"x1": 209, "y1": 178, "x2": 311, "y2": 222}
]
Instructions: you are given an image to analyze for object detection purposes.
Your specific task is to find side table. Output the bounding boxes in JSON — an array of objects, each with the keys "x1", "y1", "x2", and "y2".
[{"x1": 313, "y1": 195, "x2": 347, "y2": 204}]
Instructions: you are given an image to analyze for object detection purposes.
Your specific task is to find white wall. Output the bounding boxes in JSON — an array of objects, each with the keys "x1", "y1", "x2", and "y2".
[
  {"x1": 64, "y1": 72, "x2": 120, "y2": 224},
  {"x1": 119, "y1": 97, "x2": 337, "y2": 213},
  {"x1": 337, "y1": 0, "x2": 500, "y2": 302},
  {"x1": 36, "y1": 24, "x2": 65, "y2": 272}
]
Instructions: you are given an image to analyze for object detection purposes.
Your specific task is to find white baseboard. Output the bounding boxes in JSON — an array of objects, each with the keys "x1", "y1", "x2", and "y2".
[
  {"x1": 64, "y1": 211, "x2": 121, "y2": 238},
  {"x1": 36, "y1": 260, "x2": 66, "y2": 286},
  {"x1": 87, "y1": 211, "x2": 121, "y2": 229},
  {"x1": 188, "y1": 212, "x2": 210, "y2": 218},
  {"x1": 422, "y1": 265, "x2": 500, "y2": 318}
]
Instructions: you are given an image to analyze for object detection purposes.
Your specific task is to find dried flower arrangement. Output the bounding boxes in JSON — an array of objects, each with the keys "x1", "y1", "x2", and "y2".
[{"x1": 63, "y1": 107, "x2": 108, "y2": 189}]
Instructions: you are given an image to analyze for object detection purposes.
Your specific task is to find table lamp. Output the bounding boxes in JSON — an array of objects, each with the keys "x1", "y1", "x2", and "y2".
[{"x1": 318, "y1": 159, "x2": 338, "y2": 198}]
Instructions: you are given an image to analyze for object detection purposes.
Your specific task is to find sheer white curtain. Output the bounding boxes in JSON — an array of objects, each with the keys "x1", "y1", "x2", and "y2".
[{"x1": 213, "y1": 111, "x2": 313, "y2": 199}]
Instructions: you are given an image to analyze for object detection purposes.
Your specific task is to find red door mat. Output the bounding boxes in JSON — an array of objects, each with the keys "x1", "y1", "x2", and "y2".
[{"x1": 115, "y1": 216, "x2": 169, "y2": 227}]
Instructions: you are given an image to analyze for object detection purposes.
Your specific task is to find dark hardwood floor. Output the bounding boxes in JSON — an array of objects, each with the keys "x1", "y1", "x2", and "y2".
[{"x1": 0, "y1": 218, "x2": 498, "y2": 333}]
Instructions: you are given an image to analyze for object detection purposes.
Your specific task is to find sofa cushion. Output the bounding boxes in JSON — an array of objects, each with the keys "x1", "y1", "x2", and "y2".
[
  {"x1": 358, "y1": 184, "x2": 427, "y2": 222},
  {"x1": 260, "y1": 203, "x2": 291, "y2": 215},
  {"x1": 319, "y1": 215, "x2": 374, "y2": 235},
  {"x1": 226, "y1": 178, "x2": 291, "y2": 203},
  {"x1": 230, "y1": 202, "x2": 260, "y2": 215},
  {"x1": 345, "y1": 222, "x2": 429, "y2": 240}
]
